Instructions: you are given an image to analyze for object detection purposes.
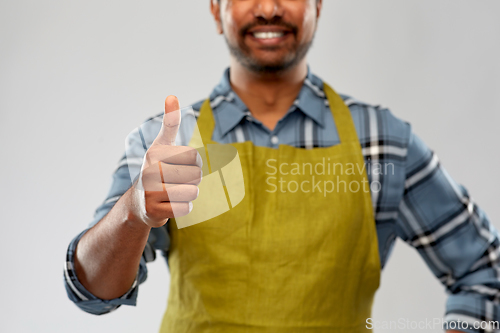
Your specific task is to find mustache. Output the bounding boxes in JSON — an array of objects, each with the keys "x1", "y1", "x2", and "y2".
[{"x1": 240, "y1": 17, "x2": 299, "y2": 36}]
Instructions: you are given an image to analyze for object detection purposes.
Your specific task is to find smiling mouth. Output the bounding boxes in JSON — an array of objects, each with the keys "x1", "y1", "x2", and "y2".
[{"x1": 251, "y1": 31, "x2": 286, "y2": 39}]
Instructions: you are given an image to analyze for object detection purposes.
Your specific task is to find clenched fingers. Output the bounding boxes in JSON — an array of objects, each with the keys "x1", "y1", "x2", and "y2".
[
  {"x1": 144, "y1": 201, "x2": 193, "y2": 220},
  {"x1": 145, "y1": 184, "x2": 199, "y2": 202},
  {"x1": 142, "y1": 163, "x2": 202, "y2": 189}
]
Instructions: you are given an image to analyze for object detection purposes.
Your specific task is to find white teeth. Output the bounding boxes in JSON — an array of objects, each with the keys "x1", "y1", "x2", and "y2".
[{"x1": 252, "y1": 31, "x2": 285, "y2": 39}]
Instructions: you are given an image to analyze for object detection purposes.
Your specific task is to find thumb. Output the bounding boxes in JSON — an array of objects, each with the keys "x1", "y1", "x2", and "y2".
[{"x1": 153, "y1": 95, "x2": 181, "y2": 146}]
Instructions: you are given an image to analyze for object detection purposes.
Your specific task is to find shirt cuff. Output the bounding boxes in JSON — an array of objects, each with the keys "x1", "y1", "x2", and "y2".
[
  {"x1": 444, "y1": 294, "x2": 500, "y2": 333},
  {"x1": 63, "y1": 229, "x2": 147, "y2": 315}
]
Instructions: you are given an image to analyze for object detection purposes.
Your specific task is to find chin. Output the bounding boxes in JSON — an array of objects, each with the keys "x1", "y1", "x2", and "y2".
[{"x1": 248, "y1": 55, "x2": 299, "y2": 73}]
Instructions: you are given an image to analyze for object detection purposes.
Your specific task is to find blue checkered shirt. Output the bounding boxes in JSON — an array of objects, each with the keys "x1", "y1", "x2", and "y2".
[{"x1": 64, "y1": 68, "x2": 500, "y2": 332}]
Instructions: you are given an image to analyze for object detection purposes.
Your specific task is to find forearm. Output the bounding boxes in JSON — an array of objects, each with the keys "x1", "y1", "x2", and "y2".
[{"x1": 74, "y1": 188, "x2": 151, "y2": 300}]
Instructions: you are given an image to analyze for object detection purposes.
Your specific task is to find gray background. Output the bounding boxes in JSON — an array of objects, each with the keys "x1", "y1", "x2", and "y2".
[{"x1": 1, "y1": 0, "x2": 499, "y2": 332}]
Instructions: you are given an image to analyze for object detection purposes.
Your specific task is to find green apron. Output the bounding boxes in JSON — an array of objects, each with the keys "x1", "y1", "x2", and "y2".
[{"x1": 161, "y1": 83, "x2": 381, "y2": 332}]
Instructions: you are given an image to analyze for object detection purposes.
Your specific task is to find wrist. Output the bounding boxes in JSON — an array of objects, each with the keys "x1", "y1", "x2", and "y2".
[{"x1": 119, "y1": 188, "x2": 152, "y2": 233}]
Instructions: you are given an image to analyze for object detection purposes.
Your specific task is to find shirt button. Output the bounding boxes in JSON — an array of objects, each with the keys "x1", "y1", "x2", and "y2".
[
  {"x1": 271, "y1": 136, "x2": 279, "y2": 145},
  {"x1": 246, "y1": 116, "x2": 253, "y2": 122}
]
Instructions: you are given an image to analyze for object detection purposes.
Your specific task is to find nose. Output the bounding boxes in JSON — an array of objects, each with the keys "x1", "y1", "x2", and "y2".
[{"x1": 254, "y1": 0, "x2": 284, "y2": 20}]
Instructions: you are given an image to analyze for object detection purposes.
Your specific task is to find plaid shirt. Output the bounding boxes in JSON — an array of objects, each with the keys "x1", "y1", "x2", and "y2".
[{"x1": 64, "y1": 68, "x2": 500, "y2": 332}]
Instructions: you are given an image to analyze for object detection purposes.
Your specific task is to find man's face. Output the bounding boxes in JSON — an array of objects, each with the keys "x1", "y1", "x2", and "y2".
[{"x1": 212, "y1": 0, "x2": 322, "y2": 74}]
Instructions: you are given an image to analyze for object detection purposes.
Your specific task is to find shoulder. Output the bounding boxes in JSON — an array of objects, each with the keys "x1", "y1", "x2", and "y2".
[
  {"x1": 340, "y1": 93, "x2": 413, "y2": 153},
  {"x1": 311, "y1": 71, "x2": 412, "y2": 149}
]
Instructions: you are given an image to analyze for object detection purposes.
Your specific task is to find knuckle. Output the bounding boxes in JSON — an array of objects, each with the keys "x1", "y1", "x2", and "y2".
[
  {"x1": 176, "y1": 202, "x2": 191, "y2": 216},
  {"x1": 187, "y1": 147, "x2": 196, "y2": 156},
  {"x1": 144, "y1": 147, "x2": 159, "y2": 161},
  {"x1": 168, "y1": 203, "x2": 181, "y2": 217},
  {"x1": 193, "y1": 186, "x2": 200, "y2": 199},
  {"x1": 190, "y1": 148, "x2": 200, "y2": 163},
  {"x1": 193, "y1": 167, "x2": 203, "y2": 184},
  {"x1": 187, "y1": 186, "x2": 199, "y2": 200}
]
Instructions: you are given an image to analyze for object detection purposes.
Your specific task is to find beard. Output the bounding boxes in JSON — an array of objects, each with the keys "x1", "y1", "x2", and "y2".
[
  {"x1": 223, "y1": 17, "x2": 315, "y2": 74},
  {"x1": 225, "y1": 36, "x2": 314, "y2": 74}
]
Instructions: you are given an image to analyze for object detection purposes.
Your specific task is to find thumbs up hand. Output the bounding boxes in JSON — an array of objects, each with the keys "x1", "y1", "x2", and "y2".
[{"x1": 131, "y1": 96, "x2": 202, "y2": 228}]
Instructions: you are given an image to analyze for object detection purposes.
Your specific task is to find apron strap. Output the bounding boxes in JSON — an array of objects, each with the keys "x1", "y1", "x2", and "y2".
[
  {"x1": 323, "y1": 82, "x2": 361, "y2": 144},
  {"x1": 189, "y1": 99, "x2": 216, "y2": 147},
  {"x1": 190, "y1": 82, "x2": 360, "y2": 147}
]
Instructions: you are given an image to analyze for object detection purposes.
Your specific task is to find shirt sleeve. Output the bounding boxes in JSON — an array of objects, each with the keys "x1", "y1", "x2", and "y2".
[
  {"x1": 395, "y1": 128, "x2": 500, "y2": 332},
  {"x1": 64, "y1": 228, "x2": 148, "y2": 315}
]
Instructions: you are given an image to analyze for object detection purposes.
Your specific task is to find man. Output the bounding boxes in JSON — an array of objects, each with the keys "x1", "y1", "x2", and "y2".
[{"x1": 64, "y1": 1, "x2": 500, "y2": 332}]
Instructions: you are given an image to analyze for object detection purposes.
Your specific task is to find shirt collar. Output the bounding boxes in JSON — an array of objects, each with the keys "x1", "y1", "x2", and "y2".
[
  {"x1": 294, "y1": 69, "x2": 326, "y2": 127},
  {"x1": 210, "y1": 66, "x2": 327, "y2": 138}
]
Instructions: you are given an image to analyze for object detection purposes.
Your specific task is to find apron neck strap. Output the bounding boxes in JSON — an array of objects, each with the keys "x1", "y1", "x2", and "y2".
[
  {"x1": 189, "y1": 99, "x2": 216, "y2": 148},
  {"x1": 192, "y1": 82, "x2": 360, "y2": 146},
  {"x1": 322, "y1": 82, "x2": 360, "y2": 143}
]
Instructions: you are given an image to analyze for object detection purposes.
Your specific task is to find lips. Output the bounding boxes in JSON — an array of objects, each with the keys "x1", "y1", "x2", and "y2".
[{"x1": 245, "y1": 26, "x2": 293, "y2": 45}]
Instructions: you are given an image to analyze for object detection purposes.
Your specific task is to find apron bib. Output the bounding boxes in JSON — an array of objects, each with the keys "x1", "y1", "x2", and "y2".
[{"x1": 161, "y1": 83, "x2": 381, "y2": 332}]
